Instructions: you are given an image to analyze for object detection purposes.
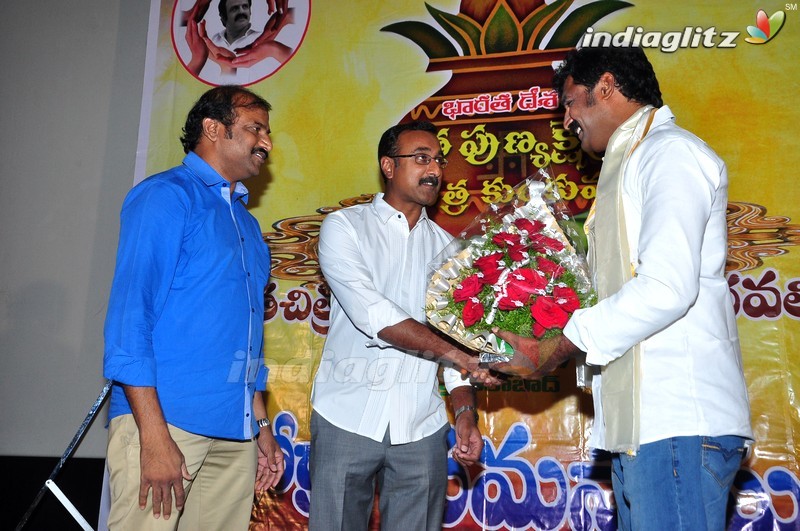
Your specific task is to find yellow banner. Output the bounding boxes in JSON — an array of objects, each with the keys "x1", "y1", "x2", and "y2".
[{"x1": 140, "y1": 1, "x2": 800, "y2": 528}]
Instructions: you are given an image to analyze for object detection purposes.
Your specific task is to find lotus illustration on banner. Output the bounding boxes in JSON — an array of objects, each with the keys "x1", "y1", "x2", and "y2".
[
  {"x1": 381, "y1": 0, "x2": 633, "y2": 235},
  {"x1": 381, "y1": 0, "x2": 633, "y2": 57}
]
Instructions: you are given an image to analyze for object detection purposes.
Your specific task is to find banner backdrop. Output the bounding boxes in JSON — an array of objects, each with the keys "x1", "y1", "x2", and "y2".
[{"x1": 136, "y1": 1, "x2": 800, "y2": 529}]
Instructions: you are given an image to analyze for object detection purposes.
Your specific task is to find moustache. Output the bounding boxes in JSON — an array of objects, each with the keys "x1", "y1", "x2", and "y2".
[
  {"x1": 235, "y1": 13, "x2": 248, "y2": 21},
  {"x1": 419, "y1": 176, "x2": 439, "y2": 187},
  {"x1": 252, "y1": 147, "x2": 268, "y2": 159}
]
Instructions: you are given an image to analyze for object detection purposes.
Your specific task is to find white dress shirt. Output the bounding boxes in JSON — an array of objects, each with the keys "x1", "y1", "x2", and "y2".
[
  {"x1": 210, "y1": 27, "x2": 259, "y2": 50},
  {"x1": 564, "y1": 106, "x2": 753, "y2": 449},
  {"x1": 312, "y1": 193, "x2": 470, "y2": 444}
]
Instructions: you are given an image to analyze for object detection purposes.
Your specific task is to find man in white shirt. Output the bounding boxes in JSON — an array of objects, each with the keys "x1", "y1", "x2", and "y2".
[
  {"x1": 309, "y1": 121, "x2": 495, "y2": 530},
  {"x1": 490, "y1": 47, "x2": 752, "y2": 530},
  {"x1": 211, "y1": 0, "x2": 259, "y2": 50}
]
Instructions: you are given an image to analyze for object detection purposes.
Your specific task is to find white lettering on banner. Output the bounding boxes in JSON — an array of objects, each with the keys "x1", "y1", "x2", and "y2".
[{"x1": 579, "y1": 26, "x2": 741, "y2": 52}]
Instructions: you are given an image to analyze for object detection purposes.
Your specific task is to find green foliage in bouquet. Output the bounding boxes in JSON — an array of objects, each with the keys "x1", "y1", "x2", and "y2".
[
  {"x1": 436, "y1": 219, "x2": 596, "y2": 341},
  {"x1": 426, "y1": 173, "x2": 596, "y2": 358}
]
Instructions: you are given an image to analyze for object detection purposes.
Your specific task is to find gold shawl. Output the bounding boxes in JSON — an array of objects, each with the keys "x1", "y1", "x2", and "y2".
[{"x1": 585, "y1": 105, "x2": 655, "y2": 453}]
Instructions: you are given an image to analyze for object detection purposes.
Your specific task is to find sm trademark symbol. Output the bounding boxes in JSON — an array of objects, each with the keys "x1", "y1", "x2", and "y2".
[{"x1": 787, "y1": 3, "x2": 798, "y2": 10}]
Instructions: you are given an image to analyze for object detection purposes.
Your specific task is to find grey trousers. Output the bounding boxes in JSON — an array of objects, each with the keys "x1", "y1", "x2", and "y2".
[{"x1": 308, "y1": 410, "x2": 450, "y2": 531}]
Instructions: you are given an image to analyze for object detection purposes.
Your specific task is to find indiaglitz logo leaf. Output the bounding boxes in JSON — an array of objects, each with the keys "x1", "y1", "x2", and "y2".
[
  {"x1": 382, "y1": 0, "x2": 633, "y2": 59},
  {"x1": 745, "y1": 9, "x2": 786, "y2": 44}
]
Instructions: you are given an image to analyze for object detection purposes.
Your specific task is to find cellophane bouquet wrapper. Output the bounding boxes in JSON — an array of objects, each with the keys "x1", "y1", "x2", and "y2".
[{"x1": 426, "y1": 169, "x2": 596, "y2": 373}]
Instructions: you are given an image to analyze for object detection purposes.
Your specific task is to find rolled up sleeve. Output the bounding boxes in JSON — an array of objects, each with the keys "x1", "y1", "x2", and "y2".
[
  {"x1": 103, "y1": 180, "x2": 186, "y2": 386},
  {"x1": 318, "y1": 212, "x2": 412, "y2": 345}
]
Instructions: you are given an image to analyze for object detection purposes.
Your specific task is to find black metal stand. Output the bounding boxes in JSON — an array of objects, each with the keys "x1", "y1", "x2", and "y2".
[{"x1": 15, "y1": 379, "x2": 113, "y2": 531}]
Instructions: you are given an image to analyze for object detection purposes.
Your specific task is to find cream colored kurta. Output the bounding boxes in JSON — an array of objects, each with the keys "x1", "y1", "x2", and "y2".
[{"x1": 564, "y1": 106, "x2": 753, "y2": 451}]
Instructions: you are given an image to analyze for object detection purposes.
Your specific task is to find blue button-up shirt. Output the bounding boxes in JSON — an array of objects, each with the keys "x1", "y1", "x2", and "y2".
[{"x1": 104, "y1": 152, "x2": 270, "y2": 440}]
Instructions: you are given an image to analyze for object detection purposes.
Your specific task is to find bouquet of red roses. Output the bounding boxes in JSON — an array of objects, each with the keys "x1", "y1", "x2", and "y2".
[{"x1": 426, "y1": 170, "x2": 595, "y2": 362}]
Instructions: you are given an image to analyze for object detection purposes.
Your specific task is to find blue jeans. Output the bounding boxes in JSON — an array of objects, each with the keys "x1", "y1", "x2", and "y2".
[{"x1": 611, "y1": 435, "x2": 746, "y2": 531}]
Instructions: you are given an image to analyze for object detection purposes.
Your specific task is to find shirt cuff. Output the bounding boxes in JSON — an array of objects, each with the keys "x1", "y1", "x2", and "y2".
[
  {"x1": 364, "y1": 298, "x2": 413, "y2": 348},
  {"x1": 103, "y1": 346, "x2": 158, "y2": 387},
  {"x1": 564, "y1": 310, "x2": 612, "y2": 367},
  {"x1": 443, "y1": 367, "x2": 471, "y2": 393}
]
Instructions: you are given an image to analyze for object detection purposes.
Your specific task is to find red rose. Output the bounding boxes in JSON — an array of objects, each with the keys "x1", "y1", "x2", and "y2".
[
  {"x1": 537, "y1": 256, "x2": 564, "y2": 279},
  {"x1": 541, "y1": 236, "x2": 565, "y2": 252},
  {"x1": 478, "y1": 268, "x2": 503, "y2": 285},
  {"x1": 493, "y1": 232, "x2": 533, "y2": 262},
  {"x1": 492, "y1": 232, "x2": 522, "y2": 248},
  {"x1": 496, "y1": 268, "x2": 547, "y2": 310},
  {"x1": 474, "y1": 252, "x2": 504, "y2": 284},
  {"x1": 553, "y1": 286, "x2": 580, "y2": 313},
  {"x1": 493, "y1": 232, "x2": 530, "y2": 263},
  {"x1": 530, "y1": 234, "x2": 565, "y2": 254},
  {"x1": 513, "y1": 218, "x2": 545, "y2": 235},
  {"x1": 497, "y1": 283, "x2": 532, "y2": 310},
  {"x1": 453, "y1": 275, "x2": 483, "y2": 302},
  {"x1": 531, "y1": 296, "x2": 570, "y2": 330},
  {"x1": 529, "y1": 234, "x2": 547, "y2": 253},
  {"x1": 474, "y1": 252, "x2": 503, "y2": 272},
  {"x1": 506, "y1": 243, "x2": 529, "y2": 262},
  {"x1": 462, "y1": 298, "x2": 485, "y2": 327},
  {"x1": 532, "y1": 321, "x2": 547, "y2": 338},
  {"x1": 510, "y1": 267, "x2": 547, "y2": 293}
]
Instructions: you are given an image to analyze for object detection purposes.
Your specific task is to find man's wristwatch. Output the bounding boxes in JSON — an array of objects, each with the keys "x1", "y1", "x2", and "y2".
[
  {"x1": 256, "y1": 417, "x2": 271, "y2": 429},
  {"x1": 453, "y1": 405, "x2": 479, "y2": 424}
]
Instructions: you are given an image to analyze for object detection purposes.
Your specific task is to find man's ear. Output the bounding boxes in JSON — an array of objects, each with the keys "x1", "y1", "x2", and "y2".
[
  {"x1": 202, "y1": 117, "x2": 221, "y2": 143},
  {"x1": 380, "y1": 156, "x2": 394, "y2": 180},
  {"x1": 598, "y1": 72, "x2": 617, "y2": 100}
]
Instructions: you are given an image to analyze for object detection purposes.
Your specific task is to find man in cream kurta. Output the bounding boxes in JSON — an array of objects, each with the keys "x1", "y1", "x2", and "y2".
[{"x1": 491, "y1": 47, "x2": 752, "y2": 530}]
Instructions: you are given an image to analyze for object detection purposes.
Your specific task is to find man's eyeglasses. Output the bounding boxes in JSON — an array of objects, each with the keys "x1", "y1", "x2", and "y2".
[{"x1": 392, "y1": 153, "x2": 448, "y2": 168}]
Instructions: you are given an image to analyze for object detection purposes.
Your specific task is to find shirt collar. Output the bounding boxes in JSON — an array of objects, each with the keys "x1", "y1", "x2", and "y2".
[
  {"x1": 651, "y1": 105, "x2": 676, "y2": 129},
  {"x1": 371, "y1": 193, "x2": 433, "y2": 229},
  {"x1": 183, "y1": 151, "x2": 250, "y2": 204}
]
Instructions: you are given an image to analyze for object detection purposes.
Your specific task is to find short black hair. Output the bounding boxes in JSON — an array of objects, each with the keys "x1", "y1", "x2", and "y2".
[
  {"x1": 553, "y1": 46, "x2": 663, "y2": 108},
  {"x1": 180, "y1": 85, "x2": 271, "y2": 154},
  {"x1": 218, "y1": 0, "x2": 252, "y2": 25},
  {"x1": 377, "y1": 121, "x2": 439, "y2": 162}
]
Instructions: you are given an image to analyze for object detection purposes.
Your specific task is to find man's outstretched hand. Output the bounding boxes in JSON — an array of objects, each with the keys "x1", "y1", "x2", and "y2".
[{"x1": 487, "y1": 330, "x2": 580, "y2": 380}]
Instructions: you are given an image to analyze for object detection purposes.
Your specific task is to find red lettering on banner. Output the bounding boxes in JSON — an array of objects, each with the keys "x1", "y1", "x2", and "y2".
[
  {"x1": 280, "y1": 288, "x2": 312, "y2": 321},
  {"x1": 311, "y1": 285, "x2": 331, "y2": 335},
  {"x1": 490, "y1": 92, "x2": 513, "y2": 113},
  {"x1": 442, "y1": 88, "x2": 553, "y2": 120},
  {"x1": 728, "y1": 273, "x2": 741, "y2": 315},
  {"x1": 518, "y1": 87, "x2": 558, "y2": 111},
  {"x1": 266, "y1": 282, "x2": 330, "y2": 335},
  {"x1": 474, "y1": 94, "x2": 490, "y2": 113},
  {"x1": 265, "y1": 281, "x2": 279, "y2": 321},
  {"x1": 741, "y1": 269, "x2": 781, "y2": 318},
  {"x1": 727, "y1": 268, "x2": 800, "y2": 320},
  {"x1": 784, "y1": 279, "x2": 800, "y2": 318}
]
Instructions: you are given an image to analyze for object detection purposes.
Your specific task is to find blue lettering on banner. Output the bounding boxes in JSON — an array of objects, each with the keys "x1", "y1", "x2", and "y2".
[{"x1": 267, "y1": 412, "x2": 799, "y2": 529}]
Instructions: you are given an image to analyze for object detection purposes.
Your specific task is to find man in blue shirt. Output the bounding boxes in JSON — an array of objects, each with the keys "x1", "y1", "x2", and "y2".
[{"x1": 103, "y1": 85, "x2": 283, "y2": 530}]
